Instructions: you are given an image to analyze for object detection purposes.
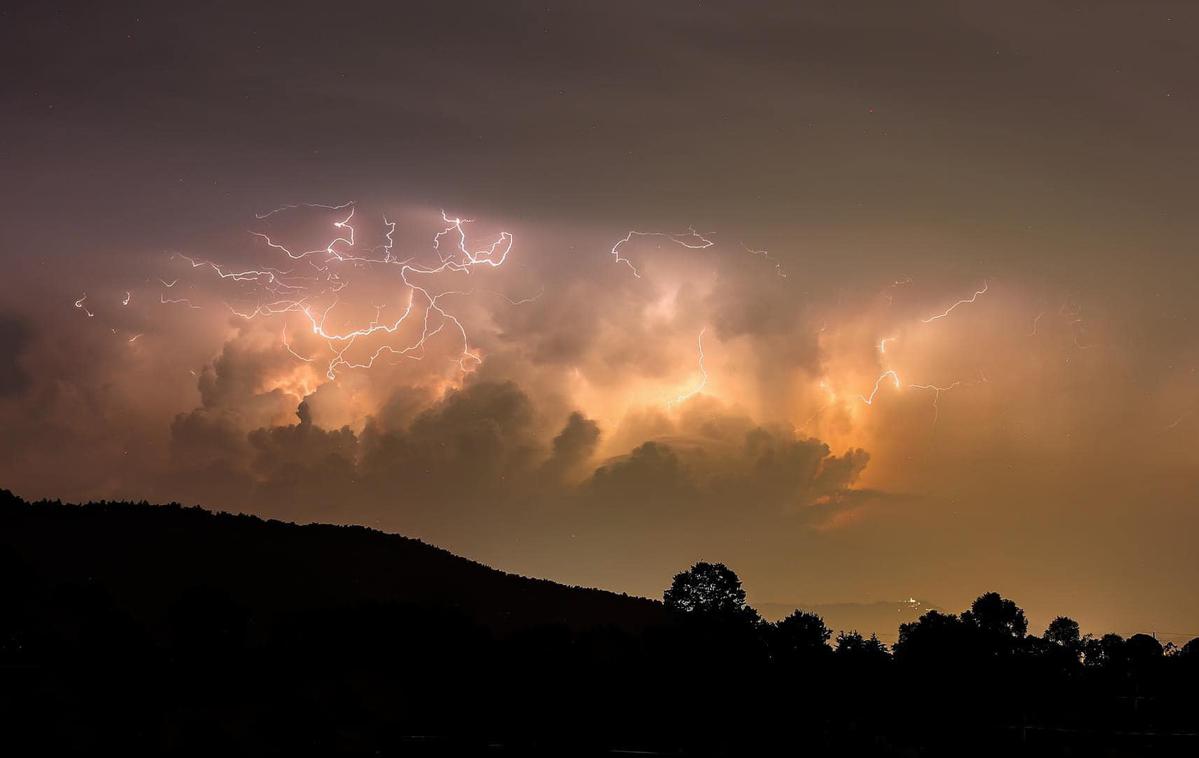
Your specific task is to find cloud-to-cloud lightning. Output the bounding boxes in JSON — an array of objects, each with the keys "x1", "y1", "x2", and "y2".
[
  {"x1": 164, "y1": 204, "x2": 516, "y2": 381},
  {"x1": 920, "y1": 281, "x2": 989, "y2": 324},
  {"x1": 668, "y1": 328, "x2": 709, "y2": 406},
  {"x1": 608, "y1": 228, "x2": 714, "y2": 278}
]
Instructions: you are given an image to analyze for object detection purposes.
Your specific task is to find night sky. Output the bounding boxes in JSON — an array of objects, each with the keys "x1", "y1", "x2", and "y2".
[{"x1": 2, "y1": 2, "x2": 1198, "y2": 640}]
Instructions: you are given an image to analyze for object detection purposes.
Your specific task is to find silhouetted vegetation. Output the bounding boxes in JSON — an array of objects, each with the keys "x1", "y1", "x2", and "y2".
[{"x1": 2, "y1": 490, "x2": 1197, "y2": 755}]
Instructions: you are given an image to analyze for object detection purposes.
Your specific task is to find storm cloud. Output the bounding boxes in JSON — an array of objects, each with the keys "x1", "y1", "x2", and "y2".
[{"x1": 2, "y1": 2, "x2": 1199, "y2": 636}]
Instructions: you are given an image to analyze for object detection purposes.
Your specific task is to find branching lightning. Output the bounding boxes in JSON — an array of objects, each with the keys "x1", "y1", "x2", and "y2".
[
  {"x1": 73, "y1": 200, "x2": 1014, "y2": 439},
  {"x1": 609, "y1": 228, "x2": 714, "y2": 278},
  {"x1": 166, "y1": 203, "x2": 518, "y2": 380},
  {"x1": 248, "y1": 202, "x2": 357, "y2": 264},
  {"x1": 907, "y1": 381, "x2": 964, "y2": 425},
  {"x1": 849, "y1": 278, "x2": 992, "y2": 424},
  {"x1": 281, "y1": 325, "x2": 316, "y2": 363}
]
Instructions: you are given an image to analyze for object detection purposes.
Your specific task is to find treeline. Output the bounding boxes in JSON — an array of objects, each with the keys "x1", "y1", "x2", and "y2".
[
  {"x1": 658, "y1": 562, "x2": 1199, "y2": 754},
  {"x1": 2, "y1": 495, "x2": 1197, "y2": 755}
]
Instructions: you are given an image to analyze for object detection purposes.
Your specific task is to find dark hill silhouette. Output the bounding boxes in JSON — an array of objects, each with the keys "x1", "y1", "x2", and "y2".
[
  {"x1": 0, "y1": 489, "x2": 665, "y2": 637},
  {"x1": 3, "y1": 489, "x2": 1198, "y2": 756}
]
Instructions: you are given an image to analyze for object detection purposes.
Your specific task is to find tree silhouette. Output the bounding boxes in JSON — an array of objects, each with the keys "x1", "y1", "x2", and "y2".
[
  {"x1": 768, "y1": 609, "x2": 831, "y2": 664},
  {"x1": 1084, "y1": 632, "x2": 1125, "y2": 669},
  {"x1": 1044, "y1": 616, "x2": 1081, "y2": 649},
  {"x1": 1125, "y1": 633, "x2": 1163, "y2": 670},
  {"x1": 662, "y1": 561, "x2": 760, "y2": 624},
  {"x1": 962, "y1": 591, "x2": 1028, "y2": 639},
  {"x1": 894, "y1": 610, "x2": 970, "y2": 666},
  {"x1": 1181, "y1": 637, "x2": 1199, "y2": 659},
  {"x1": 834, "y1": 630, "x2": 889, "y2": 662}
]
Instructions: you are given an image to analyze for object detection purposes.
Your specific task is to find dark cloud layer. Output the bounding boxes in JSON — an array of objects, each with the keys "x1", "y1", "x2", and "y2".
[{"x1": 0, "y1": 315, "x2": 32, "y2": 398}]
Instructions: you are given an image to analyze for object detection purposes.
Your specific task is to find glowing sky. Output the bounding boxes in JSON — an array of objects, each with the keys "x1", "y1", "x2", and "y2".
[{"x1": 2, "y1": 2, "x2": 1198, "y2": 640}]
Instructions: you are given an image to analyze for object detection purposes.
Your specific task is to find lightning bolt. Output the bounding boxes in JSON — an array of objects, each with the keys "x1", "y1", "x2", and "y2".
[
  {"x1": 249, "y1": 202, "x2": 357, "y2": 264},
  {"x1": 1060, "y1": 299, "x2": 1089, "y2": 349},
  {"x1": 1166, "y1": 411, "x2": 1191, "y2": 430},
  {"x1": 174, "y1": 254, "x2": 307, "y2": 293},
  {"x1": 609, "y1": 227, "x2": 714, "y2": 278},
  {"x1": 743, "y1": 244, "x2": 787, "y2": 278},
  {"x1": 92, "y1": 203, "x2": 1009, "y2": 440},
  {"x1": 668, "y1": 328, "x2": 708, "y2": 406},
  {"x1": 921, "y1": 281, "x2": 989, "y2": 324},
  {"x1": 493, "y1": 286, "x2": 545, "y2": 306},
  {"x1": 73, "y1": 293, "x2": 94, "y2": 317},
  {"x1": 858, "y1": 370, "x2": 901, "y2": 405},
  {"x1": 254, "y1": 201, "x2": 355, "y2": 220},
  {"x1": 160, "y1": 293, "x2": 201, "y2": 309},
  {"x1": 281, "y1": 325, "x2": 316, "y2": 363},
  {"x1": 176, "y1": 204, "x2": 518, "y2": 381},
  {"x1": 907, "y1": 381, "x2": 964, "y2": 426},
  {"x1": 1029, "y1": 310, "x2": 1045, "y2": 337}
]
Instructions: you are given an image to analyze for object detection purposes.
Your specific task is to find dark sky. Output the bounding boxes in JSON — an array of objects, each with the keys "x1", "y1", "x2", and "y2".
[{"x1": 2, "y1": 2, "x2": 1198, "y2": 640}]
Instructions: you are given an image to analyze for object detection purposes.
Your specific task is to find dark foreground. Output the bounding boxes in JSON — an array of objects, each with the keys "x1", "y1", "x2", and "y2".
[{"x1": 1, "y1": 491, "x2": 1196, "y2": 756}]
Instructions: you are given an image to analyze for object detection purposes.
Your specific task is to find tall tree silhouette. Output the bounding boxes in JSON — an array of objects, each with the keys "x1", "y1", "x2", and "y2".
[
  {"x1": 894, "y1": 610, "x2": 970, "y2": 666},
  {"x1": 662, "y1": 561, "x2": 760, "y2": 624},
  {"x1": 1044, "y1": 616, "x2": 1081, "y2": 650},
  {"x1": 1084, "y1": 632, "x2": 1126, "y2": 669},
  {"x1": 768, "y1": 610, "x2": 832, "y2": 666},
  {"x1": 962, "y1": 591, "x2": 1028, "y2": 639}
]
